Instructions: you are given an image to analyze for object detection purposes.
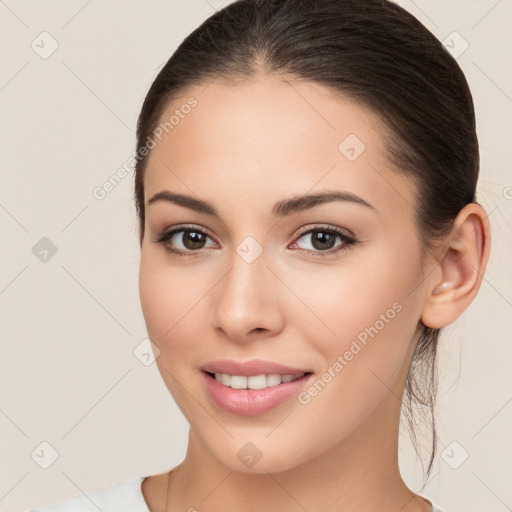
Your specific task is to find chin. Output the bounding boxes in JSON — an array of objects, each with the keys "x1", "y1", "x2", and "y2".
[{"x1": 207, "y1": 439, "x2": 310, "y2": 474}]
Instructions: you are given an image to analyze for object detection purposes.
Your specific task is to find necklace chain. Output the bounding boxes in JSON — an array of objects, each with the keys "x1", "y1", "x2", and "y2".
[{"x1": 165, "y1": 469, "x2": 172, "y2": 511}]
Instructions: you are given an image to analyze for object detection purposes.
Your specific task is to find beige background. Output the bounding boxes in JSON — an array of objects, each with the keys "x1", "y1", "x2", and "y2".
[{"x1": 0, "y1": 1, "x2": 510, "y2": 511}]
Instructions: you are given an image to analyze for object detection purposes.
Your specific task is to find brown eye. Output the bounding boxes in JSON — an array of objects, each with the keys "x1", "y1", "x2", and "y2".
[
  {"x1": 308, "y1": 231, "x2": 337, "y2": 251},
  {"x1": 153, "y1": 226, "x2": 218, "y2": 257},
  {"x1": 174, "y1": 230, "x2": 208, "y2": 250},
  {"x1": 294, "y1": 228, "x2": 355, "y2": 253}
]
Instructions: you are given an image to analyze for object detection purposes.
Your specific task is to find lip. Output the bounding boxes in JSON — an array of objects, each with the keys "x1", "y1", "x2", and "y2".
[
  {"x1": 199, "y1": 359, "x2": 314, "y2": 417},
  {"x1": 200, "y1": 358, "x2": 312, "y2": 376}
]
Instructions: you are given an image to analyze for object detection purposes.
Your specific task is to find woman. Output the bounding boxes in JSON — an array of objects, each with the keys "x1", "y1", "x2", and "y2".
[{"x1": 32, "y1": 0, "x2": 490, "y2": 510}]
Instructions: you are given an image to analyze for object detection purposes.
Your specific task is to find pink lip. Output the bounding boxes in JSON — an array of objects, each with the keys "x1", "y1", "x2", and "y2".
[
  {"x1": 200, "y1": 358, "x2": 311, "y2": 376},
  {"x1": 200, "y1": 371, "x2": 313, "y2": 416},
  {"x1": 199, "y1": 359, "x2": 314, "y2": 417}
]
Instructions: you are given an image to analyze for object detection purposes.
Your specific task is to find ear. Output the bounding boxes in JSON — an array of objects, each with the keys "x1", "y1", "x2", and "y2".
[{"x1": 421, "y1": 203, "x2": 491, "y2": 329}]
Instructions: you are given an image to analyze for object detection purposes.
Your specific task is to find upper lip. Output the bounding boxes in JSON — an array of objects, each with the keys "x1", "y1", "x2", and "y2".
[{"x1": 201, "y1": 359, "x2": 312, "y2": 376}]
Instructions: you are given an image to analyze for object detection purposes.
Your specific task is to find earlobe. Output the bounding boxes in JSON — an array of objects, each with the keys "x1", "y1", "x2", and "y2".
[{"x1": 421, "y1": 203, "x2": 491, "y2": 329}]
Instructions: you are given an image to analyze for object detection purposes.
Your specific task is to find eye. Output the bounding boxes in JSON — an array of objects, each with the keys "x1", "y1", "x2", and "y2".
[
  {"x1": 152, "y1": 224, "x2": 357, "y2": 258},
  {"x1": 290, "y1": 225, "x2": 357, "y2": 256},
  {"x1": 152, "y1": 225, "x2": 217, "y2": 257}
]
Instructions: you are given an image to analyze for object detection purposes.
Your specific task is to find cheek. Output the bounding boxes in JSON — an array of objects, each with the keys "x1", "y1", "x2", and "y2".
[
  {"x1": 285, "y1": 241, "x2": 425, "y2": 413},
  {"x1": 290, "y1": 242, "x2": 423, "y2": 342},
  {"x1": 139, "y1": 254, "x2": 196, "y2": 351},
  {"x1": 296, "y1": 244, "x2": 423, "y2": 399},
  {"x1": 138, "y1": 251, "x2": 220, "y2": 379},
  {"x1": 138, "y1": 255, "x2": 206, "y2": 412},
  {"x1": 139, "y1": 260, "x2": 170, "y2": 340},
  {"x1": 139, "y1": 231, "x2": 204, "y2": 416}
]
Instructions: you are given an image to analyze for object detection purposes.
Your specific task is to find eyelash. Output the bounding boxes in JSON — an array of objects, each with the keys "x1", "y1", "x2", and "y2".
[{"x1": 151, "y1": 224, "x2": 357, "y2": 259}]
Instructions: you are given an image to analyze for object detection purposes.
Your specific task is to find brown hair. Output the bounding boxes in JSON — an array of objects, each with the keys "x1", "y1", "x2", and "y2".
[{"x1": 133, "y1": 0, "x2": 479, "y2": 483}]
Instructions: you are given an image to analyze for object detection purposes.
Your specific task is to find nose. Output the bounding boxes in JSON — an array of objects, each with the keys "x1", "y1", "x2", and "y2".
[{"x1": 211, "y1": 247, "x2": 285, "y2": 343}]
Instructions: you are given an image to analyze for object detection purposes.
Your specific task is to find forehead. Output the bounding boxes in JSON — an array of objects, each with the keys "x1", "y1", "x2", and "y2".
[{"x1": 143, "y1": 74, "x2": 416, "y2": 217}]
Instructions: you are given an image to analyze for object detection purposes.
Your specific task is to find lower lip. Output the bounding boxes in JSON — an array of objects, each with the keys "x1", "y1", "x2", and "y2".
[{"x1": 201, "y1": 371, "x2": 313, "y2": 417}]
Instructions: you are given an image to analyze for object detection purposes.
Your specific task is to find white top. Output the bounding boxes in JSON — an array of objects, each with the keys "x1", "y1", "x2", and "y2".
[{"x1": 31, "y1": 476, "x2": 448, "y2": 512}]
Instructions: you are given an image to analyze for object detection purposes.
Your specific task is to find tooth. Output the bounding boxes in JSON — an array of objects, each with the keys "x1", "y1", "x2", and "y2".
[
  {"x1": 266, "y1": 374, "x2": 282, "y2": 387},
  {"x1": 214, "y1": 372, "x2": 306, "y2": 389},
  {"x1": 230, "y1": 375, "x2": 248, "y2": 389},
  {"x1": 247, "y1": 374, "x2": 267, "y2": 390}
]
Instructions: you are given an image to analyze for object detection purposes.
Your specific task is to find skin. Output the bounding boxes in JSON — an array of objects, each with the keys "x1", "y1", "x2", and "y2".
[{"x1": 138, "y1": 73, "x2": 490, "y2": 512}]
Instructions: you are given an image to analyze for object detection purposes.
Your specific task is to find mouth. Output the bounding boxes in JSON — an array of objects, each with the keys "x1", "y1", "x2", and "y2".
[
  {"x1": 203, "y1": 370, "x2": 310, "y2": 390},
  {"x1": 200, "y1": 365, "x2": 314, "y2": 417}
]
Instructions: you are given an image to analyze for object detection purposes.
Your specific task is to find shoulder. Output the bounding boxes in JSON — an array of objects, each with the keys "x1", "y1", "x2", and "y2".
[{"x1": 30, "y1": 476, "x2": 149, "y2": 512}]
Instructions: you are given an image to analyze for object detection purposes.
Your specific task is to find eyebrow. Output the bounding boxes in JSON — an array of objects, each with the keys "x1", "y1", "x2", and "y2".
[{"x1": 146, "y1": 189, "x2": 374, "y2": 219}]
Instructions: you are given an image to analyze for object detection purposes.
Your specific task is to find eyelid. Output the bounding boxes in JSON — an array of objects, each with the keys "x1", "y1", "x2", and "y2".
[
  {"x1": 288, "y1": 225, "x2": 357, "y2": 258},
  {"x1": 154, "y1": 223, "x2": 353, "y2": 244},
  {"x1": 153, "y1": 222, "x2": 357, "y2": 257},
  {"x1": 292, "y1": 223, "x2": 355, "y2": 240},
  {"x1": 154, "y1": 223, "x2": 219, "y2": 244}
]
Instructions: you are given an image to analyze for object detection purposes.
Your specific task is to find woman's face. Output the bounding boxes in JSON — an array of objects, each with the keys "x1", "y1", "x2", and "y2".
[{"x1": 139, "y1": 74, "x2": 429, "y2": 473}]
